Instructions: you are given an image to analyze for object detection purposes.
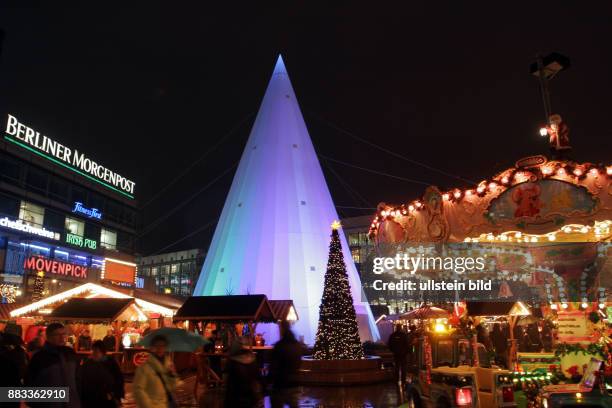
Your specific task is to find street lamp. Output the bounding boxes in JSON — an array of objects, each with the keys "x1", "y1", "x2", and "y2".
[{"x1": 529, "y1": 52, "x2": 570, "y2": 122}]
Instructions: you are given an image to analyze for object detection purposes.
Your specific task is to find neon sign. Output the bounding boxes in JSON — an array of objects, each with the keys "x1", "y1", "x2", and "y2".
[
  {"x1": 0, "y1": 217, "x2": 59, "y2": 240},
  {"x1": 66, "y1": 233, "x2": 97, "y2": 249},
  {"x1": 72, "y1": 202, "x2": 102, "y2": 220},
  {"x1": 5, "y1": 114, "x2": 135, "y2": 199},
  {"x1": 24, "y1": 256, "x2": 88, "y2": 279}
]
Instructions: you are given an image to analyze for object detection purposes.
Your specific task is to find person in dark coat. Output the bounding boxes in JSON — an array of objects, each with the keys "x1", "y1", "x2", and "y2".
[
  {"x1": 27, "y1": 328, "x2": 45, "y2": 354},
  {"x1": 224, "y1": 338, "x2": 262, "y2": 408},
  {"x1": 102, "y1": 329, "x2": 117, "y2": 352},
  {"x1": 0, "y1": 329, "x2": 29, "y2": 408},
  {"x1": 77, "y1": 329, "x2": 92, "y2": 351},
  {"x1": 270, "y1": 321, "x2": 304, "y2": 408},
  {"x1": 79, "y1": 340, "x2": 124, "y2": 407},
  {"x1": 388, "y1": 324, "x2": 410, "y2": 384},
  {"x1": 490, "y1": 323, "x2": 508, "y2": 368},
  {"x1": 25, "y1": 323, "x2": 81, "y2": 408},
  {"x1": 526, "y1": 323, "x2": 543, "y2": 352}
]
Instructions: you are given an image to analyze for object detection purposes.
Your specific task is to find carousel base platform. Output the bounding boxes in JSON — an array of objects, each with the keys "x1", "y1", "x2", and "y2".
[{"x1": 297, "y1": 355, "x2": 392, "y2": 385}]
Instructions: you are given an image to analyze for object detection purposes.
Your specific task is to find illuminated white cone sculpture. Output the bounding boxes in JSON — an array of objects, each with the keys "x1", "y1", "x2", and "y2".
[{"x1": 193, "y1": 55, "x2": 379, "y2": 345}]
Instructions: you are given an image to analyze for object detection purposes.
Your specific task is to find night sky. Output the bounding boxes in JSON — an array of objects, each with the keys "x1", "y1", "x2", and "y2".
[{"x1": 1, "y1": 3, "x2": 610, "y2": 255}]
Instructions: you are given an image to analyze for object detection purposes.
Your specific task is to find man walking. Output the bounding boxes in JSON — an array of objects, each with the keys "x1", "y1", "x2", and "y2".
[
  {"x1": 25, "y1": 323, "x2": 81, "y2": 407},
  {"x1": 388, "y1": 324, "x2": 410, "y2": 384}
]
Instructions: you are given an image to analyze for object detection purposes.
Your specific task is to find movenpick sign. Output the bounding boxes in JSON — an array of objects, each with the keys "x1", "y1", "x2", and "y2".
[
  {"x1": 4, "y1": 114, "x2": 135, "y2": 198},
  {"x1": 24, "y1": 256, "x2": 88, "y2": 279}
]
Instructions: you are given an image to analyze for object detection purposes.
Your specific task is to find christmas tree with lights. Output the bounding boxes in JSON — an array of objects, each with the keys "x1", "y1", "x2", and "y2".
[
  {"x1": 31, "y1": 271, "x2": 45, "y2": 302},
  {"x1": 312, "y1": 221, "x2": 365, "y2": 360}
]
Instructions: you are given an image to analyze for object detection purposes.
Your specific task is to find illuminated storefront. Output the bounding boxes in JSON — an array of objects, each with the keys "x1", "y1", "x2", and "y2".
[{"x1": 1, "y1": 113, "x2": 138, "y2": 301}]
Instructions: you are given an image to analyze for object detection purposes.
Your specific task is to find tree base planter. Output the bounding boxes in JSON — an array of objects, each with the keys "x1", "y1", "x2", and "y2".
[{"x1": 297, "y1": 355, "x2": 393, "y2": 385}]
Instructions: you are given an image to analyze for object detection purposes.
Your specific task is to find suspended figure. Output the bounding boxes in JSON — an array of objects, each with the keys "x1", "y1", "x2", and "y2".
[{"x1": 546, "y1": 114, "x2": 571, "y2": 159}]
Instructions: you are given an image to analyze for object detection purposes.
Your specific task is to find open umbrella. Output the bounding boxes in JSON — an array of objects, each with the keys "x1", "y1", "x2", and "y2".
[
  {"x1": 400, "y1": 306, "x2": 450, "y2": 320},
  {"x1": 138, "y1": 327, "x2": 209, "y2": 352}
]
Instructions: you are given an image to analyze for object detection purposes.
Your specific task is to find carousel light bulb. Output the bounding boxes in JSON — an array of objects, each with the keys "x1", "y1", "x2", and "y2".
[
  {"x1": 580, "y1": 226, "x2": 589, "y2": 233},
  {"x1": 599, "y1": 303, "x2": 605, "y2": 309},
  {"x1": 409, "y1": 205, "x2": 415, "y2": 211},
  {"x1": 589, "y1": 168, "x2": 598, "y2": 176},
  {"x1": 381, "y1": 210, "x2": 387, "y2": 217},
  {"x1": 557, "y1": 168, "x2": 566, "y2": 176},
  {"x1": 442, "y1": 193, "x2": 450, "y2": 201},
  {"x1": 573, "y1": 168, "x2": 583, "y2": 176},
  {"x1": 539, "y1": 127, "x2": 548, "y2": 137},
  {"x1": 501, "y1": 176, "x2": 510, "y2": 184},
  {"x1": 515, "y1": 232, "x2": 522, "y2": 238},
  {"x1": 454, "y1": 190, "x2": 461, "y2": 199},
  {"x1": 550, "y1": 304, "x2": 558, "y2": 310},
  {"x1": 561, "y1": 303, "x2": 568, "y2": 309},
  {"x1": 477, "y1": 186, "x2": 485, "y2": 193},
  {"x1": 607, "y1": 166, "x2": 612, "y2": 175},
  {"x1": 488, "y1": 182, "x2": 497, "y2": 190},
  {"x1": 542, "y1": 167, "x2": 553, "y2": 175},
  {"x1": 500, "y1": 235, "x2": 508, "y2": 241},
  {"x1": 531, "y1": 236, "x2": 538, "y2": 242},
  {"x1": 562, "y1": 226, "x2": 572, "y2": 233},
  {"x1": 581, "y1": 302, "x2": 588, "y2": 309},
  {"x1": 415, "y1": 201, "x2": 422, "y2": 208},
  {"x1": 547, "y1": 234, "x2": 556, "y2": 241},
  {"x1": 466, "y1": 190, "x2": 473, "y2": 196}
]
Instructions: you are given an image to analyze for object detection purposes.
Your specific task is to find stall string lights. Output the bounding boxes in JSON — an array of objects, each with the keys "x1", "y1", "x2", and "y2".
[{"x1": 369, "y1": 160, "x2": 611, "y2": 237}]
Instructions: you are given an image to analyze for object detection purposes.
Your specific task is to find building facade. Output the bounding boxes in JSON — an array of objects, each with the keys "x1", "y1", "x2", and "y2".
[
  {"x1": 138, "y1": 249, "x2": 204, "y2": 297},
  {"x1": 0, "y1": 113, "x2": 138, "y2": 303},
  {"x1": 342, "y1": 214, "x2": 413, "y2": 314}
]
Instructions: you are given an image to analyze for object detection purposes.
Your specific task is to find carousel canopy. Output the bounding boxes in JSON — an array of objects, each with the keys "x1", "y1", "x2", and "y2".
[
  {"x1": 173, "y1": 294, "x2": 276, "y2": 323},
  {"x1": 45, "y1": 298, "x2": 134, "y2": 322}
]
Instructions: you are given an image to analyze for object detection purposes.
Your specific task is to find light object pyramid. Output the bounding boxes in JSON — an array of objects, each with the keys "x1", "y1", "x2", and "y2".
[{"x1": 193, "y1": 55, "x2": 380, "y2": 345}]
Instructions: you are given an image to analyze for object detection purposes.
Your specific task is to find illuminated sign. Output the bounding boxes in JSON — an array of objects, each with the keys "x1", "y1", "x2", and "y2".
[
  {"x1": 0, "y1": 217, "x2": 59, "y2": 240},
  {"x1": 72, "y1": 202, "x2": 102, "y2": 220},
  {"x1": 5, "y1": 114, "x2": 135, "y2": 199},
  {"x1": 24, "y1": 256, "x2": 88, "y2": 279},
  {"x1": 102, "y1": 258, "x2": 137, "y2": 285},
  {"x1": 65, "y1": 233, "x2": 97, "y2": 249}
]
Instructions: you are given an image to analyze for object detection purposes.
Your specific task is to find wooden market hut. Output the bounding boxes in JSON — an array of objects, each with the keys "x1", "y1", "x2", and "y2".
[
  {"x1": 173, "y1": 294, "x2": 277, "y2": 344},
  {"x1": 45, "y1": 298, "x2": 137, "y2": 323},
  {"x1": 268, "y1": 299, "x2": 298, "y2": 322}
]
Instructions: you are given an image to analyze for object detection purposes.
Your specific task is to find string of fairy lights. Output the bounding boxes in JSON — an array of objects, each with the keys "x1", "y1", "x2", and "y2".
[
  {"x1": 367, "y1": 159, "x2": 611, "y2": 311},
  {"x1": 312, "y1": 221, "x2": 365, "y2": 360},
  {"x1": 368, "y1": 160, "x2": 611, "y2": 237}
]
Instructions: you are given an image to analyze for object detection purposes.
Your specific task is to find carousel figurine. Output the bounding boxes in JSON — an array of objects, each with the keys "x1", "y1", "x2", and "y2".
[{"x1": 545, "y1": 114, "x2": 571, "y2": 159}]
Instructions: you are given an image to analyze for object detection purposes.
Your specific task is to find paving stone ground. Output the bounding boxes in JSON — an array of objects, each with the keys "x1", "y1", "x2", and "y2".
[{"x1": 122, "y1": 374, "x2": 403, "y2": 407}]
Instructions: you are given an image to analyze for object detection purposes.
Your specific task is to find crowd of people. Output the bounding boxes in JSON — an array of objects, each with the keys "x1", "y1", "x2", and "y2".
[
  {"x1": 386, "y1": 320, "x2": 555, "y2": 380},
  {"x1": 1, "y1": 322, "x2": 125, "y2": 407},
  {"x1": 0, "y1": 320, "x2": 307, "y2": 408}
]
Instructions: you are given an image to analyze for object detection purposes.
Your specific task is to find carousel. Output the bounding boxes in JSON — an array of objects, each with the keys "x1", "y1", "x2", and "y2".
[{"x1": 369, "y1": 140, "x2": 611, "y2": 397}]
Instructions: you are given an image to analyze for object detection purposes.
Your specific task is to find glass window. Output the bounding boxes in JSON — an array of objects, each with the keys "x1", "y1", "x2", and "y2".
[
  {"x1": 171, "y1": 264, "x2": 178, "y2": 274},
  {"x1": 348, "y1": 233, "x2": 360, "y2": 246},
  {"x1": 71, "y1": 187, "x2": 87, "y2": 205},
  {"x1": 0, "y1": 154, "x2": 22, "y2": 185},
  {"x1": 19, "y1": 201, "x2": 45, "y2": 226},
  {"x1": 100, "y1": 228, "x2": 117, "y2": 249},
  {"x1": 0, "y1": 194, "x2": 20, "y2": 218},
  {"x1": 49, "y1": 177, "x2": 70, "y2": 203},
  {"x1": 351, "y1": 248, "x2": 361, "y2": 263},
  {"x1": 65, "y1": 216, "x2": 85, "y2": 236},
  {"x1": 151, "y1": 267, "x2": 158, "y2": 276},
  {"x1": 26, "y1": 167, "x2": 48, "y2": 193},
  {"x1": 44, "y1": 209, "x2": 65, "y2": 231},
  {"x1": 84, "y1": 223, "x2": 101, "y2": 241},
  {"x1": 435, "y1": 340, "x2": 454, "y2": 367}
]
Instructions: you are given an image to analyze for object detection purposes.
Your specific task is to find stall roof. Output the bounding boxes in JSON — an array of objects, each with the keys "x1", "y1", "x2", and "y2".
[
  {"x1": 46, "y1": 298, "x2": 134, "y2": 322},
  {"x1": 10, "y1": 283, "x2": 175, "y2": 318},
  {"x1": 268, "y1": 300, "x2": 298, "y2": 321},
  {"x1": 174, "y1": 294, "x2": 276, "y2": 322},
  {"x1": 466, "y1": 301, "x2": 531, "y2": 317}
]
